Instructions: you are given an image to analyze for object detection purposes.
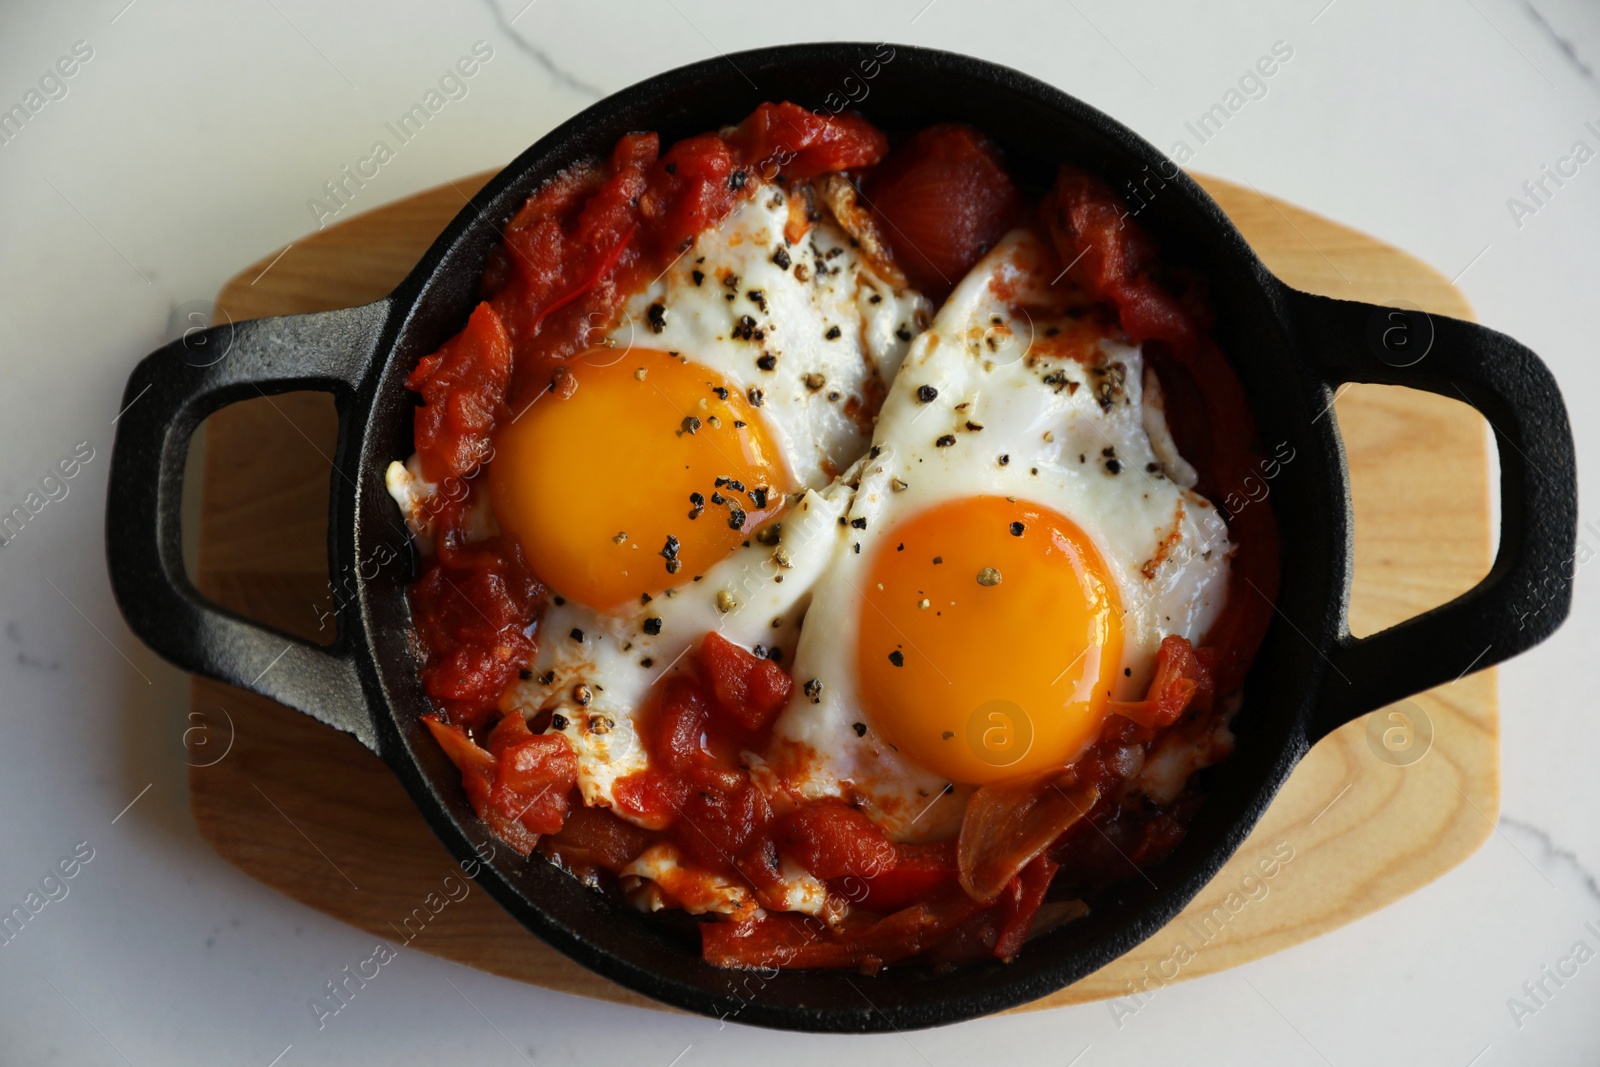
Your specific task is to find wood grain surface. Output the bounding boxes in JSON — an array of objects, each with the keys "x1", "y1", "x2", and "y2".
[{"x1": 186, "y1": 170, "x2": 1495, "y2": 1015}]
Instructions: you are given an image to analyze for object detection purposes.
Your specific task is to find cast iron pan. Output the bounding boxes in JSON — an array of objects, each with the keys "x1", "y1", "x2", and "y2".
[{"x1": 105, "y1": 43, "x2": 1577, "y2": 1031}]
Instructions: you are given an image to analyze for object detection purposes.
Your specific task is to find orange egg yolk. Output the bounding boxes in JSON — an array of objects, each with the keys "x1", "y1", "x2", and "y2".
[
  {"x1": 856, "y1": 496, "x2": 1123, "y2": 785},
  {"x1": 489, "y1": 348, "x2": 793, "y2": 612}
]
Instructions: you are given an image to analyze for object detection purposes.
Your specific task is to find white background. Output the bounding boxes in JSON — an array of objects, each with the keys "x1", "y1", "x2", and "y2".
[{"x1": 2, "y1": 0, "x2": 1598, "y2": 1063}]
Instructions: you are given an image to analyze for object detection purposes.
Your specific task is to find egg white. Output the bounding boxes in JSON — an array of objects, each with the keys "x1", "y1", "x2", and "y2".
[
  {"x1": 620, "y1": 843, "x2": 833, "y2": 919},
  {"x1": 607, "y1": 186, "x2": 929, "y2": 489}
]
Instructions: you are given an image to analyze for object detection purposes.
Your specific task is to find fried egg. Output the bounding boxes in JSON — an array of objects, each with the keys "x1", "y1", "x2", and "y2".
[
  {"x1": 390, "y1": 185, "x2": 927, "y2": 596},
  {"x1": 765, "y1": 229, "x2": 1233, "y2": 842}
]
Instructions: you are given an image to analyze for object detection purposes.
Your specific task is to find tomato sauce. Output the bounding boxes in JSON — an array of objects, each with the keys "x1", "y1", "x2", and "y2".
[{"x1": 404, "y1": 103, "x2": 1279, "y2": 973}]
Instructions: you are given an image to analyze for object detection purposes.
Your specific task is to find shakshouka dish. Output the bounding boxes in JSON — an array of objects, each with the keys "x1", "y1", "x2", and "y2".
[{"x1": 385, "y1": 102, "x2": 1279, "y2": 972}]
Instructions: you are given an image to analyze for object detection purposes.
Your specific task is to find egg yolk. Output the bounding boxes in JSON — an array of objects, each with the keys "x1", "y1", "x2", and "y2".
[
  {"x1": 489, "y1": 348, "x2": 793, "y2": 611},
  {"x1": 856, "y1": 496, "x2": 1123, "y2": 785}
]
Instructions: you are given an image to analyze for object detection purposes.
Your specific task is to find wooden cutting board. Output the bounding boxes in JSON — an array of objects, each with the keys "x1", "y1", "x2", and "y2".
[{"x1": 187, "y1": 170, "x2": 1495, "y2": 1015}]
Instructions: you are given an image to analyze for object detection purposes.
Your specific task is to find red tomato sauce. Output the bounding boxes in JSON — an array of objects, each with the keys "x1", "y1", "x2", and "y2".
[{"x1": 403, "y1": 103, "x2": 1279, "y2": 973}]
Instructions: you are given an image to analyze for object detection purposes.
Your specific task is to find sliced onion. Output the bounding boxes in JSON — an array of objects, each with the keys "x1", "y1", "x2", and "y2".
[
  {"x1": 957, "y1": 774, "x2": 1101, "y2": 903},
  {"x1": 817, "y1": 174, "x2": 907, "y2": 289}
]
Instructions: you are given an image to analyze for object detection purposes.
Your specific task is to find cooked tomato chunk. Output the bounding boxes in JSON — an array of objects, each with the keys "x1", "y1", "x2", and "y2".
[
  {"x1": 727, "y1": 101, "x2": 888, "y2": 180},
  {"x1": 543, "y1": 805, "x2": 656, "y2": 874},
  {"x1": 775, "y1": 798, "x2": 898, "y2": 881},
  {"x1": 698, "y1": 631, "x2": 794, "y2": 732},
  {"x1": 486, "y1": 712, "x2": 578, "y2": 835},
  {"x1": 702, "y1": 884, "x2": 989, "y2": 971},
  {"x1": 837, "y1": 840, "x2": 957, "y2": 912},
  {"x1": 1108, "y1": 633, "x2": 1215, "y2": 730},
  {"x1": 487, "y1": 135, "x2": 654, "y2": 396},
  {"x1": 1040, "y1": 163, "x2": 1197, "y2": 355},
  {"x1": 422, "y1": 714, "x2": 555, "y2": 856},
  {"x1": 656, "y1": 675, "x2": 713, "y2": 772},
  {"x1": 407, "y1": 544, "x2": 542, "y2": 729},
  {"x1": 676, "y1": 765, "x2": 779, "y2": 889},
  {"x1": 640, "y1": 133, "x2": 738, "y2": 258},
  {"x1": 405, "y1": 302, "x2": 512, "y2": 483},
  {"x1": 865, "y1": 123, "x2": 1021, "y2": 300},
  {"x1": 993, "y1": 854, "x2": 1057, "y2": 961}
]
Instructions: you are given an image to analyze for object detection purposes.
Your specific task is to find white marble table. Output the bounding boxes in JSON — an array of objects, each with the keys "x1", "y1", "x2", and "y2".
[{"x1": 2, "y1": 1, "x2": 1597, "y2": 1063}]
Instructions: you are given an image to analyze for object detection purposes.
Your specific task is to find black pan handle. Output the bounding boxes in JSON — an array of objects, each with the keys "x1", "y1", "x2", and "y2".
[
  {"x1": 107, "y1": 301, "x2": 391, "y2": 751},
  {"x1": 1283, "y1": 287, "x2": 1577, "y2": 742}
]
